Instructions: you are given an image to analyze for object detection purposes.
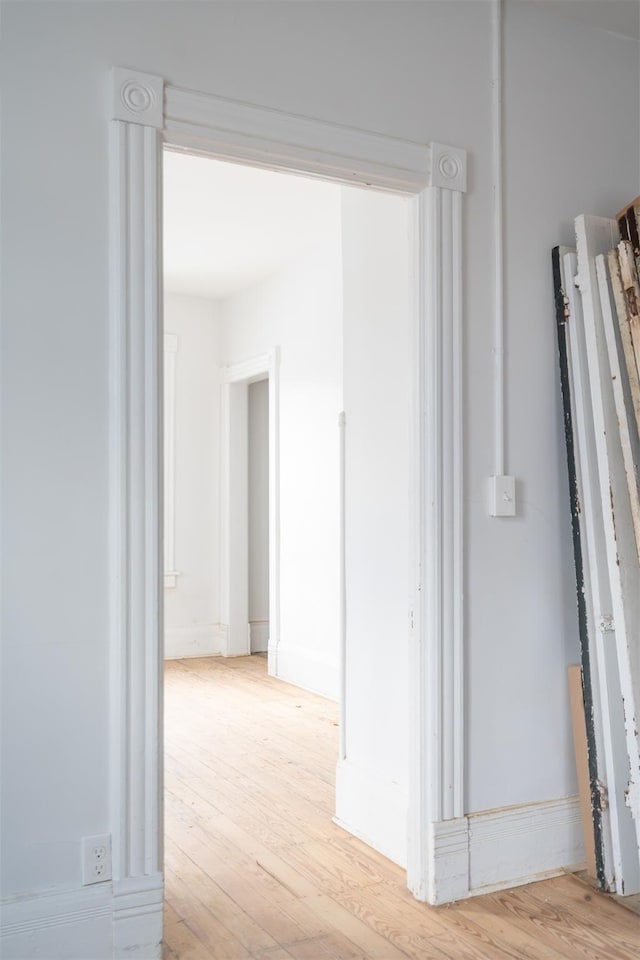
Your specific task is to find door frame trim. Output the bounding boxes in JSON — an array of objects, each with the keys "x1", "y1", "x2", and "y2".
[
  {"x1": 220, "y1": 350, "x2": 280, "y2": 669},
  {"x1": 108, "y1": 66, "x2": 468, "y2": 952}
]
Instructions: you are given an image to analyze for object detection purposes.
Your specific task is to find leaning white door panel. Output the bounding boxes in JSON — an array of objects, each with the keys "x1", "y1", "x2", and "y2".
[
  {"x1": 597, "y1": 254, "x2": 640, "y2": 564},
  {"x1": 563, "y1": 250, "x2": 638, "y2": 893},
  {"x1": 576, "y1": 216, "x2": 640, "y2": 871}
]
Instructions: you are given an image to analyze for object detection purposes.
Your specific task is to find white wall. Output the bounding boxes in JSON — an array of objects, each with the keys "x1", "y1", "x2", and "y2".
[
  {"x1": 336, "y1": 187, "x2": 412, "y2": 865},
  {"x1": 163, "y1": 294, "x2": 223, "y2": 659},
  {"x1": 465, "y1": 2, "x2": 639, "y2": 814},
  {"x1": 219, "y1": 192, "x2": 344, "y2": 698},
  {"x1": 248, "y1": 378, "x2": 269, "y2": 652},
  {"x1": 1, "y1": 0, "x2": 638, "y2": 948}
]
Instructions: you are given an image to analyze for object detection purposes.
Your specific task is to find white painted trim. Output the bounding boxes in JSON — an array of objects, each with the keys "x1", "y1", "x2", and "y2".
[
  {"x1": 163, "y1": 333, "x2": 178, "y2": 583},
  {"x1": 0, "y1": 875, "x2": 163, "y2": 959},
  {"x1": 430, "y1": 142, "x2": 467, "y2": 193},
  {"x1": 219, "y1": 377, "x2": 250, "y2": 656},
  {"x1": 408, "y1": 182, "x2": 465, "y2": 904},
  {"x1": 560, "y1": 248, "x2": 620, "y2": 891},
  {"x1": 597, "y1": 256, "x2": 640, "y2": 562},
  {"x1": 164, "y1": 86, "x2": 430, "y2": 194},
  {"x1": 268, "y1": 353, "x2": 281, "y2": 676},
  {"x1": 575, "y1": 215, "x2": 640, "y2": 848},
  {"x1": 164, "y1": 623, "x2": 227, "y2": 660},
  {"x1": 112, "y1": 874, "x2": 163, "y2": 958},
  {"x1": 335, "y1": 759, "x2": 408, "y2": 869},
  {"x1": 110, "y1": 70, "x2": 469, "y2": 949},
  {"x1": 592, "y1": 254, "x2": 640, "y2": 894},
  {"x1": 338, "y1": 410, "x2": 347, "y2": 761},
  {"x1": 223, "y1": 352, "x2": 276, "y2": 385},
  {"x1": 276, "y1": 642, "x2": 338, "y2": 702},
  {"x1": 220, "y1": 350, "x2": 280, "y2": 670},
  {"x1": 429, "y1": 818, "x2": 470, "y2": 904},
  {"x1": 113, "y1": 68, "x2": 163, "y2": 129},
  {"x1": 109, "y1": 101, "x2": 163, "y2": 907},
  {"x1": 409, "y1": 796, "x2": 584, "y2": 904},
  {"x1": 468, "y1": 797, "x2": 584, "y2": 895},
  {"x1": 0, "y1": 885, "x2": 112, "y2": 944}
]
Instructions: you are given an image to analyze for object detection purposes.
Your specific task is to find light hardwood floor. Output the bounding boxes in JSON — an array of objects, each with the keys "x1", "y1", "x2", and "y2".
[{"x1": 163, "y1": 656, "x2": 639, "y2": 959}]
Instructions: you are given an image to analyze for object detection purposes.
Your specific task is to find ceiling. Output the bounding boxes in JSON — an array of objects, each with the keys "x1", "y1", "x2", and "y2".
[
  {"x1": 163, "y1": 1, "x2": 638, "y2": 303},
  {"x1": 163, "y1": 150, "x2": 341, "y2": 300}
]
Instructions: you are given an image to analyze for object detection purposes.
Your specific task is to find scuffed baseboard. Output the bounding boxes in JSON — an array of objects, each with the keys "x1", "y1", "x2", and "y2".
[
  {"x1": 164, "y1": 623, "x2": 226, "y2": 660},
  {"x1": 0, "y1": 874, "x2": 163, "y2": 959},
  {"x1": 334, "y1": 776, "x2": 583, "y2": 905},
  {"x1": 468, "y1": 795, "x2": 584, "y2": 895},
  {"x1": 113, "y1": 875, "x2": 163, "y2": 958}
]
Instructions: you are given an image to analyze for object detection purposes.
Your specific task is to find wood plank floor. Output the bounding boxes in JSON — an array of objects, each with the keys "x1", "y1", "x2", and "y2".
[{"x1": 163, "y1": 656, "x2": 640, "y2": 959}]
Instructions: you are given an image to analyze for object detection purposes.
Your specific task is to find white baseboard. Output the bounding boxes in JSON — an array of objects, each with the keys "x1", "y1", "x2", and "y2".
[
  {"x1": 275, "y1": 643, "x2": 338, "y2": 701},
  {"x1": 468, "y1": 795, "x2": 584, "y2": 895},
  {"x1": 334, "y1": 780, "x2": 583, "y2": 905},
  {"x1": 164, "y1": 622, "x2": 226, "y2": 660},
  {"x1": 334, "y1": 758, "x2": 408, "y2": 868},
  {"x1": 429, "y1": 817, "x2": 471, "y2": 904},
  {"x1": 113, "y1": 875, "x2": 163, "y2": 959},
  {"x1": 0, "y1": 884, "x2": 112, "y2": 959},
  {"x1": 250, "y1": 620, "x2": 269, "y2": 653},
  {"x1": 0, "y1": 875, "x2": 163, "y2": 960}
]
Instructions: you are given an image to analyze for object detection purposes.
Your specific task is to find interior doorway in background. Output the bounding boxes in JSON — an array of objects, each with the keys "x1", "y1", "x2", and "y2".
[
  {"x1": 162, "y1": 151, "x2": 344, "y2": 680},
  {"x1": 248, "y1": 377, "x2": 269, "y2": 655}
]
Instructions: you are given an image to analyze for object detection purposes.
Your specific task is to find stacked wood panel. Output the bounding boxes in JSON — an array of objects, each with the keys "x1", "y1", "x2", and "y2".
[{"x1": 553, "y1": 199, "x2": 640, "y2": 899}]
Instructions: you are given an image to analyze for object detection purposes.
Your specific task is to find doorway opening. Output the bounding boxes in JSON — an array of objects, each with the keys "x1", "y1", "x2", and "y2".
[
  {"x1": 220, "y1": 349, "x2": 279, "y2": 670},
  {"x1": 162, "y1": 150, "x2": 349, "y2": 692},
  {"x1": 161, "y1": 146, "x2": 415, "y2": 934}
]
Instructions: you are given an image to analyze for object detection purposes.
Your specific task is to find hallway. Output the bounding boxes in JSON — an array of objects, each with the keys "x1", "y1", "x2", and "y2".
[{"x1": 163, "y1": 657, "x2": 639, "y2": 959}]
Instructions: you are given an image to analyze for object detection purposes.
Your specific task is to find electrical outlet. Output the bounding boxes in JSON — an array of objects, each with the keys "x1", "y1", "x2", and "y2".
[{"x1": 82, "y1": 835, "x2": 112, "y2": 885}]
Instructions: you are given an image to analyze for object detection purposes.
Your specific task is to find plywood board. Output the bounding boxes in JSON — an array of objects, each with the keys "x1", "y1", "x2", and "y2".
[{"x1": 568, "y1": 664, "x2": 598, "y2": 879}]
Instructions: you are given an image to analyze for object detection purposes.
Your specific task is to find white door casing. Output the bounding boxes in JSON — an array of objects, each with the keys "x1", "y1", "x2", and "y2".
[
  {"x1": 220, "y1": 350, "x2": 280, "y2": 668},
  {"x1": 109, "y1": 90, "x2": 165, "y2": 955},
  {"x1": 163, "y1": 333, "x2": 179, "y2": 590},
  {"x1": 109, "y1": 67, "x2": 468, "y2": 953}
]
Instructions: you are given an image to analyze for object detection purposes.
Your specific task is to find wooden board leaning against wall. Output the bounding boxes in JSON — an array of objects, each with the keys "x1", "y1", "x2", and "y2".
[{"x1": 553, "y1": 197, "x2": 640, "y2": 899}]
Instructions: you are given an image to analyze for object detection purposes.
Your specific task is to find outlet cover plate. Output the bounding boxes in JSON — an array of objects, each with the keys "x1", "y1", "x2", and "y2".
[
  {"x1": 82, "y1": 834, "x2": 112, "y2": 885},
  {"x1": 489, "y1": 475, "x2": 516, "y2": 517}
]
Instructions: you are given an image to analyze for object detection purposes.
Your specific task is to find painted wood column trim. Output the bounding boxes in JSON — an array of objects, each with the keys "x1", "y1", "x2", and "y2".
[
  {"x1": 408, "y1": 142, "x2": 468, "y2": 905},
  {"x1": 267, "y1": 350, "x2": 281, "y2": 676},
  {"x1": 163, "y1": 333, "x2": 179, "y2": 589},
  {"x1": 109, "y1": 67, "x2": 164, "y2": 956},
  {"x1": 338, "y1": 410, "x2": 347, "y2": 762}
]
